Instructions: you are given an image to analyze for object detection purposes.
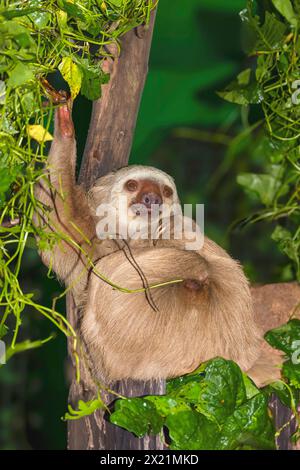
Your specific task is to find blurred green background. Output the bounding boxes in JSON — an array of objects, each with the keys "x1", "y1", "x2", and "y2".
[{"x1": 0, "y1": 0, "x2": 290, "y2": 449}]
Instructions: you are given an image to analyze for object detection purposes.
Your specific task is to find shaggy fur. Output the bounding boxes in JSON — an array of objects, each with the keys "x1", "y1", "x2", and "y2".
[{"x1": 34, "y1": 104, "x2": 286, "y2": 387}]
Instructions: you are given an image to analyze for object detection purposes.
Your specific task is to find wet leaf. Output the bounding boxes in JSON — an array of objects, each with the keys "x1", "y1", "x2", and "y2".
[
  {"x1": 265, "y1": 319, "x2": 300, "y2": 357},
  {"x1": 215, "y1": 394, "x2": 275, "y2": 450},
  {"x1": 166, "y1": 410, "x2": 218, "y2": 450},
  {"x1": 110, "y1": 398, "x2": 164, "y2": 437}
]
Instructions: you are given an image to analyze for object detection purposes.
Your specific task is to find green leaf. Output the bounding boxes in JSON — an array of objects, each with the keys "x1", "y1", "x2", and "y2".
[
  {"x1": 63, "y1": 397, "x2": 105, "y2": 421},
  {"x1": 0, "y1": 325, "x2": 9, "y2": 340},
  {"x1": 215, "y1": 394, "x2": 275, "y2": 450},
  {"x1": 57, "y1": 0, "x2": 86, "y2": 20},
  {"x1": 265, "y1": 319, "x2": 300, "y2": 357},
  {"x1": 0, "y1": 164, "x2": 23, "y2": 207},
  {"x1": 282, "y1": 361, "x2": 300, "y2": 389},
  {"x1": 217, "y1": 68, "x2": 263, "y2": 105},
  {"x1": 0, "y1": 81, "x2": 6, "y2": 104},
  {"x1": 264, "y1": 380, "x2": 295, "y2": 408},
  {"x1": 78, "y1": 59, "x2": 109, "y2": 101},
  {"x1": 110, "y1": 358, "x2": 279, "y2": 449},
  {"x1": 242, "y1": 373, "x2": 260, "y2": 399},
  {"x1": 1, "y1": 8, "x2": 39, "y2": 20},
  {"x1": 110, "y1": 398, "x2": 164, "y2": 438},
  {"x1": 145, "y1": 395, "x2": 191, "y2": 417},
  {"x1": 271, "y1": 226, "x2": 300, "y2": 266},
  {"x1": 166, "y1": 364, "x2": 205, "y2": 394},
  {"x1": 165, "y1": 410, "x2": 218, "y2": 450},
  {"x1": 7, "y1": 62, "x2": 34, "y2": 88},
  {"x1": 272, "y1": 0, "x2": 297, "y2": 27},
  {"x1": 241, "y1": 7, "x2": 286, "y2": 52},
  {"x1": 0, "y1": 20, "x2": 37, "y2": 51},
  {"x1": 21, "y1": 91, "x2": 37, "y2": 114},
  {"x1": 59, "y1": 57, "x2": 83, "y2": 99},
  {"x1": 258, "y1": 12, "x2": 287, "y2": 49},
  {"x1": 237, "y1": 172, "x2": 282, "y2": 205},
  {"x1": 167, "y1": 359, "x2": 246, "y2": 425},
  {"x1": 29, "y1": 3, "x2": 51, "y2": 29}
]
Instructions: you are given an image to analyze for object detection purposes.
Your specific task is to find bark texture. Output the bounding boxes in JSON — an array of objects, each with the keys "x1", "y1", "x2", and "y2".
[{"x1": 68, "y1": 10, "x2": 166, "y2": 450}]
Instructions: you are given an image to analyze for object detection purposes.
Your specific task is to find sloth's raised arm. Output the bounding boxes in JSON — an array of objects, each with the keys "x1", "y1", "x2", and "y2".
[{"x1": 34, "y1": 103, "x2": 95, "y2": 289}]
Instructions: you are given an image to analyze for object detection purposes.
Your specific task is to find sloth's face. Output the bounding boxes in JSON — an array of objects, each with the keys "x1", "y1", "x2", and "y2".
[
  {"x1": 91, "y1": 165, "x2": 180, "y2": 240},
  {"x1": 123, "y1": 177, "x2": 174, "y2": 216},
  {"x1": 108, "y1": 166, "x2": 179, "y2": 220}
]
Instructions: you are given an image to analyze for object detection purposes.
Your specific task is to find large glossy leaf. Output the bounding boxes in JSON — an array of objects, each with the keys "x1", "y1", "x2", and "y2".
[
  {"x1": 265, "y1": 319, "x2": 300, "y2": 356},
  {"x1": 110, "y1": 398, "x2": 164, "y2": 438},
  {"x1": 110, "y1": 358, "x2": 275, "y2": 450},
  {"x1": 169, "y1": 358, "x2": 246, "y2": 424},
  {"x1": 165, "y1": 410, "x2": 218, "y2": 450},
  {"x1": 215, "y1": 394, "x2": 275, "y2": 450}
]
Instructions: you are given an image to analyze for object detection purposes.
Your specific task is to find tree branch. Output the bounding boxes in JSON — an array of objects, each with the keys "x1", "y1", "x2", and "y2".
[{"x1": 79, "y1": 11, "x2": 157, "y2": 188}]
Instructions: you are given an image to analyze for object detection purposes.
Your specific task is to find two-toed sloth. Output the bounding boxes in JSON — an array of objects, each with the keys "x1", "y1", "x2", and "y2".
[{"x1": 34, "y1": 102, "x2": 282, "y2": 387}]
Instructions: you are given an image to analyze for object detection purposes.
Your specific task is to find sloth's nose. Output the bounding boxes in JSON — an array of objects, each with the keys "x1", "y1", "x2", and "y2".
[{"x1": 141, "y1": 192, "x2": 162, "y2": 209}]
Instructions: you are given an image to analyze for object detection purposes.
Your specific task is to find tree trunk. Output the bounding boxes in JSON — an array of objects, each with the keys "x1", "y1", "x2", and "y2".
[{"x1": 68, "y1": 9, "x2": 166, "y2": 450}]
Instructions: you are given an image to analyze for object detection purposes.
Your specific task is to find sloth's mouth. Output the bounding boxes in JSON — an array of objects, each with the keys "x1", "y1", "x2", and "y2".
[{"x1": 130, "y1": 203, "x2": 160, "y2": 216}]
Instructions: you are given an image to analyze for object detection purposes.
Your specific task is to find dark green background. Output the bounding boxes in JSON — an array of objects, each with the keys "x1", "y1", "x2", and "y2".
[{"x1": 0, "y1": 0, "x2": 288, "y2": 449}]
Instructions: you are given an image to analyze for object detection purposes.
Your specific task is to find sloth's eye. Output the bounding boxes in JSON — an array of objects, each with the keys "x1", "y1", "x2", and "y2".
[
  {"x1": 163, "y1": 186, "x2": 173, "y2": 198},
  {"x1": 125, "y1": 179, "x2": 138, "y2": 192}
]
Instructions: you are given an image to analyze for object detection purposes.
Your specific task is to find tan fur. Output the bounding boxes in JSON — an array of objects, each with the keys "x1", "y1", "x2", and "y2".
[
  {"x1": 82, "y1": 241, "x2": 262, "y2": 382},
  {"x1": 35, "y1": 105, "x2": 292, "y2": 388}
]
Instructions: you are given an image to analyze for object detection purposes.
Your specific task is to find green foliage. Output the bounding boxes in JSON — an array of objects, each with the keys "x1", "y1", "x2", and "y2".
[
  {"x1": 220, "y1": 0, "x2": 300, "y2": 280},
  {"x1": 102, "y1": 320, "x2": 300, "y2": 450},
  {"x1": 265, "y1": 319, "x2": 300, "y2": 391},
  {"x1": 0, "y1": 0, "x2": 155, "y2": 368},
  {"x1": 110, "y1": 398, "x2": 164, "y2": 437},
  {"x1": 63, "y1": 396, "x2": 105, "y2": 421},
  {"x1": 106, "y1": 357, "x2": 275, "y2": 450},
  {"x1": 265, "y1": 319, "x2": 300, "y2": 356}
]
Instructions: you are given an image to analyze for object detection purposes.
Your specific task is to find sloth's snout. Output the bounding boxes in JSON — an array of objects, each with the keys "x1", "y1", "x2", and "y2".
[{"x1": 140, "y1": 192, "x2": 162, "y2": 209}]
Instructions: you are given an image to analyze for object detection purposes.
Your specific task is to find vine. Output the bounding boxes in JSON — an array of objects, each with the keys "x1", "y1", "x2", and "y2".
[{"x1": 0, "y1": 0, "x2": 156, "y2": 363}]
